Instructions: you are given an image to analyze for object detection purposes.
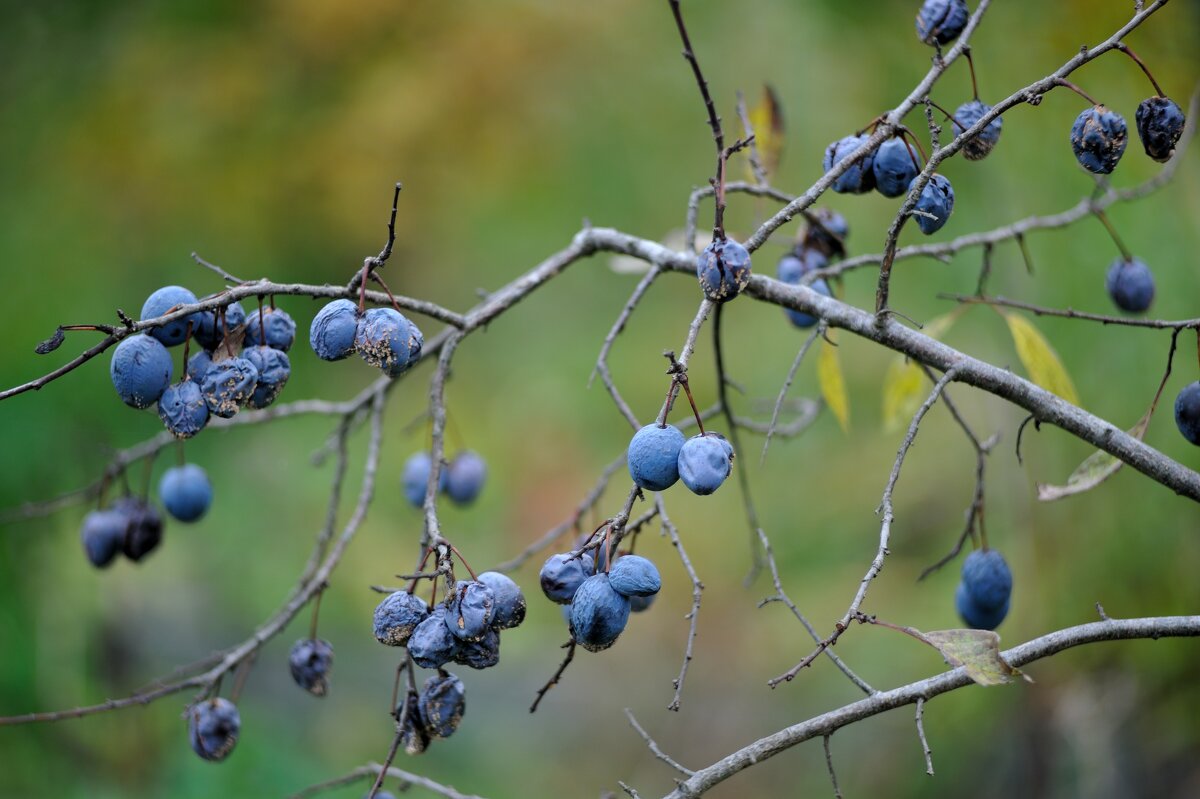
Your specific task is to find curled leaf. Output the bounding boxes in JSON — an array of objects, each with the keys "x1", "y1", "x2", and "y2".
[
  {"x1": 35, "y1": 327, "x2": 66, "y2": 355},
  {"x1": 1004, "y1": 313, "x2": 1079, "y2": 405},
  {"x1": 818, "y1": 334, "x2": 849, "y2": 433},
  {"x1": 922, "y1": 629, "x2": 1030, "y2": 686}
]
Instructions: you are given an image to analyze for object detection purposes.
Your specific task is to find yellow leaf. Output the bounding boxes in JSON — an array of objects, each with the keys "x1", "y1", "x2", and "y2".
[
  {"x1": 1004, "y1": 313, "x2": 1080, "y2": 406},
  {"x1": 922, "y1": 629, "x2": 1030, "y2": 687},
  {"x1": 818, "y1": 335, "x2": 850, "y2": 432},
  {"x1": 880, "y1": 311, "x2": 961, "y2": 432},
  {"x1": 746, "y1": 84, "x2": 784, "y2": 179}
]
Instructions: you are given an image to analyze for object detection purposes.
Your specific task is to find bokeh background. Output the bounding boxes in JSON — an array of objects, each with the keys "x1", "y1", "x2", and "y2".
[{"x1": 2, "y1": 1, "x2": 1199, "y2": 797}]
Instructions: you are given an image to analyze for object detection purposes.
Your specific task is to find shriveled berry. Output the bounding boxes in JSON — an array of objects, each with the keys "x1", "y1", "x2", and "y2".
[
  {"x1": 142, "y1": 286, "x2": 199, "y2": 347},
  {"x1": 608, "y1": 555, "x2": 662, "y2": 598},
  {"x1": 677, "y1": 432, "x2": 734, "y2": 496},
  {"x1": 395, "y1": 691, "x2": 430, "y2": 756},
  {"x1": 402, "y1": 452, "x2": 446, "y2": 508},
  {"x1": 954, "y1": 99, "x2": 1003, "y2": 160},
  {"x1": 823, "y1": 134, "x2": 876, "y2": 194},
  {"x1": 157, "y1": 380, "x2": 209, "y2": 439},
  {"x1": 188, "y1": 697, "x2": 240, "y2": 762},
  {"x1": 539, "y1": 552, "x2": 594, "y2": 604},
  {"x1": 1105, "y1": 257, "x2": 1155, "y2": 314},
  {"x1": 407, "y1": 606, "x2": 462, "y2": 669},
  {"x1": 1071, "y1": 105, "x2": 1128, "y2": 175},
  {"x1": 1135, "y1": 96, "x2": 1186, "y2": 163},
  {"x1": 200, "y1": 356, "x2": 259, "y2": 418},
  {"x1": 696, "y1": 238, "x2": 752, "y2": 302},
  {"x1": 356, "y1": 307, "x2": 421, "y2": 375},
  {"x1": 1174, "y1": 381, "x2": 1200, "y2": 446},
  {"x1": 187, "y1": 349, "x2": 213, "y2": 383},
  {"x1": 453, "y1": 627, "x2": 500, "y2": 670},
  {"x1": 418, "y1": 671, "x2": 466, "y2": 739},
  {"x1": 912, "y1": 174, "x2": 955, "y2": 234},
  {"x1": 916, "y1": 0, "x2": 969, "y2": 45},
  {"x1": 242, "y1": 346, "x2": 290, "y2": 409},
  {"x1": 444, "y1": 580, "x2": 496, "y2": 642},
  {"x1": 445, "y1": 451, "x2": 487, "y2": 505},
  {"x1": 374, "y1": 591, "x2": 430, "y2": 646},
  {"x1": 873, "y1": 137, "x2": 921, "y2": 198},
  {"x1": 110, "y1": 334, "x2": 173, "y2": 409},
  {"x1": 80, "y1": 509, "x2": 127, "y2": 568},
  {"x1": 955, "y1": 581, "x2": 1009, "y2": 630},
  {"x1": 194, "y1": 302, "x2": 246, "y2": 351},
  {"x1": 309, "y1": 299, "x2": 361, "y2": 361},
  {"x1": 476, "y1": 571, "x2": 526, "y2": 629},
  {"x1": 627, "y1": 423, "x2": 685, "y2": 491},
  {"x1": 244, "y1": 307, "x2": 296, "y2": 351},
  {"x1": 288, "y1": 638, "x2": 334, "y2": 697},
  {"x1": 569, "y1": 573, "x2": 631, "y2": 652},
  {"x1": 158, "y1": 464, "x2": 213, "y2": 523},
  {"x1": 112, "y1": 497, "x2": 163, "y2": 562},
  {"x1": 961, "y1": 549, "x2": 1012, "y2": 610}
]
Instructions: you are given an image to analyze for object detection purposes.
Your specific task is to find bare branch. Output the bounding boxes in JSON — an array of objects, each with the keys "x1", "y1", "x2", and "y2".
[{"x1": 625, "y1": 708, "x2": 695, "y2": 777}]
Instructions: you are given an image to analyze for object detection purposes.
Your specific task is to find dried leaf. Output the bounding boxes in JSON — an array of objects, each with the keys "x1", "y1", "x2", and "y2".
[
  {"x1": 922, "y1": 629, "x2": 1029, "y2": 686},
  {"x1": 1036, "y1": 410, "x2": 1152, "y2": 501},
  {"x1": 818, "y1": 334, "x2": 849, "y2": 433},
  {"x1": 746, "y1": 84, "x2": 784, "y2": 179},
  {"x1": 880, "y1": 311, "x2": 960, "y2": 432},
  {"x1": 35, "y1": 327, "x2": 65, "y2": 355},
  {"x1": 1004, "y1": 313, "x2": 1079, "y2": 406}
]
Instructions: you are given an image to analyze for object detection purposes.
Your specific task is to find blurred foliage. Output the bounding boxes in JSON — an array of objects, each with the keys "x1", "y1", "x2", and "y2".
[{"x1": 1, "y1": 1, "x2": 1198, "y2": 797}]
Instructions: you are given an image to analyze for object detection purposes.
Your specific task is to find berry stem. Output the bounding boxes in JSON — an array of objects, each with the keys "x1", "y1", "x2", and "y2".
[
  {"x1": 447, "y1": 541, "x2": 479, "y2": 581},
  {"x1": 896, "y1": 129, "x2": 925, "y2": 172},
  {"x1": 407, "y1": 547, "x2": 435, "y2": 594},
  {"x1": 368, "y1": 271, "x2": 407, "y2": 315},
  {"x1": 963, "y1": 46, "x2": 981, "y2": 101},
  {"x1": 256, "y1": 297, "x2": 266, "y2": 345},
  {"x1": 925, "y1": 100, "x2": 968, "y2": 132},
  {"x1": 1015, "y1": 233, "x2": 1036, "y2": 275},
  {"x1": 1115, "y1": 43, "x2": 1165, "y2": 98},
  {"x1": 677, "y1": 375, "x2": 707, "y2": 436},
  {"x1": 181, "y1": 321, "x2": 193, "y2": 380},
  {"x1": 175, "y1": 440, "x2": 185, "y2": 467},
  {"x1": 308, "y1": 587, "x2": 324, "y2": 641},
  {"x1": 388, "y1": 660, "x2": 408, "y2": 722},
  {"x1": 1093, "y1": 209, "x2": 1134, "y2": 261},
  {"x1": 1054, "y1": 77, "x2": 1101, "y2": 107}
]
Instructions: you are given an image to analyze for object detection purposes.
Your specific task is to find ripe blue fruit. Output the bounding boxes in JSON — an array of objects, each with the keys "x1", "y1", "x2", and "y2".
[
  {"x1": 194, "y1": 301, "x2": 246, "y2": 351},
  {"x1": 158, "y1": 464, "x2": 213, "y2": 523},
  {"x1": 418, "y1": 672, "x2": 466, "y2": 739},
  {"x1": 188, "y1": 697, "x2": 240, "y2": 762},
  {"x1": 911, "y1": 174, "x2": 955, "y2": 234},
  {"x1": 539, "y1": 552, "x2": 595, "y2": 604},
  {"x1": 186, "y1": 350, "x2": 213, "y2": 383},
  {"x1": 392, "y1": 321, "x2": 424, "y2": 376},
  {"x1": 80, "y1": 509, "x2": 127, "y2": 568},
  {"x1": 444, "y1": 580, "x2": 496, "y2": 642},
  {"x1": 569, "y1": 573, "x2": 631, "y2": 652},
  {"x1": 1135, "y1": 96, "x2": 1186, "y2": 162},
  {"x1": 157, "y1": 380, "x2": 210, "y2": 439},
  {"x1": 288, "y1": 638, "x2": 334, "y2": 696},
  {"x1": 1105, "y1": 258, "x2": 1155, "y2": 314},
  {"x1": 373, "y1": 591, "x2": 430, "y2": 646},
  {"x1": 955, "y1": 581, "x2": 1009, "y2": 630},
  {"x1": 112, "y1": 496, "x2": 163, "y2": 562},
  {"x1": 777, "y1": 247, "x2": 827, "y2": 284},
  {"x1": 476, "y1": 571, "x2": 526, "y2": 629},
  {"x1": 961, "y1": 549, "x2": 1012, "y2": 610},
  {"x1": 445, "y1": 451, "x2": 487, "y2": 505},
  {"x1": 309, "y1": 299, "x2": 361, "y2": 361},
  {"x1": 141, "y1": 286, "x2": 200, "y2": 347},
  {"x1": 916, "y1": 0, "x2": 969, "y2": 45},
  {"x1": 200, "y1": 356, "x2": 259, "y2": 418},
  {"x1": 696, "y1": 238, "x2": 752, "y2": 302},
  {"x1": 244, "y1": 307, "x2": 296, "y2": 351},
  {"x1": 608, "y1": 555, "x2": 662, "y2": 598},
  {"x1": 953, "y1": 99, "x2": 1003, "y2": 160},
  {"x1": 1173, "y1": 382, "x2": 1200, "y2": 446},
  {"x1": 110, "y1": 334, "x2": 173, "y2": 409},
  {"x1": 873, "y1": 137, "x2": 921, "y2": 198},
  {"x1": 627, "y1": 423, "x2": 686, "y2": 491},
  {"x1": 677, "y1": 432, "x2": 734, "y2": 495},
  {"x1": 395, "y1": 691, "x2": 431, "y2": 756},
  {"x1": 356, "y1": 307, "x2": 420, "y2": 375},
  {"x1": 453, "y1": 627, "x2": 500, "y2": 670},
  {"x1": 402, "y1": 452, "x2": 447, "y2": 508},
  {"x1": 407, "y1": 606, "x2": 462, "y2": 669},
  {"x1": 1071, "y1": 105, "x2": 1128, "y2": 175},
  {"x1": 242, "y1": 346, "x2": 291, "y2": 409},
  {"x1": 823, "y1": 134, "x2": 876, "y2": 194}
]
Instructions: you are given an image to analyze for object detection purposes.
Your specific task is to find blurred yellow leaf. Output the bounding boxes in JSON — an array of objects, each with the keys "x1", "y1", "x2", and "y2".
[
  {"x1": 1004, "y1": 313, "x2": 1079, "y2": 405},
  {"x1": 923, "y1": 629, "x2": 1029, "y2": 686},
  {"x1": 881, "y1": 311, "x2": 960, "y2": 432},
  {"x1": 818, "y1": 335, "x2": 849, "y2": 432},
  {"x1": 745, "y1": 84, "x2": 784, "y2": 179}
]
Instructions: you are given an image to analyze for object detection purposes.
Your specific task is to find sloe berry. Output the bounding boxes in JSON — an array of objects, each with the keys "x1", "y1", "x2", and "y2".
[
  {"x1": 677, "y1": 432, "x2": 734, "y2": 495},
  {"x1": 309, "y1": 299, "x2": 361, "y2": 361},
  {"x1": 916, "y1": 0, "x2": 969, "y2": 45},
  {"x1": 288, "y1": 638, "x2": 334, "y2": 697},
  {"x1": 955, "y1": 581, "x2": 1009, "y2": 630},
  {"x1": 954, "y1": 99, "x2": 1003, "y2": 160},
  {"x1": 1071, "y1": 105, "x2": 1128, "y2": 175},
  {"x1": 112, "y1": 496, "x2": 163, "y2": 562},
  {"x1": 1174, "y1": 381, "x2": 1200, "y2": 446},
  {"x1": 158, "y1": 464, "x2": 213, "y2": 523},
  {"x1": 242, "y1": 345, "x2": 291, "y2": 409},
  {"x1": 200, "y1": 356, "x2": 259, "y2": 418},
  {"x1": 453, "y1": 627, "x2": 500, "y2": 670},
  {"x1": 961, "y1": 549, "x2": 1012, "y2": 610},
  {"x1": 418, "y1": 671, "x2": 466, "y2": 739},
  {"x1": 356, "y1": 307, "x2": 421, "y2": 376},
  {"x1": 186, "y1": 349, "x2": 213, "y2": 383},
  {"x1": 110, "y1": 334, "x2": 173, "y2": 409},
  {"x1": 823, "y1": 134, "x2": 876, "y2": 194},
  {"x1": 873, "y1": 137, "x2": 921, "y2": 198},
  {"x1": 912, "y1": 174, "x2": 955, "y2": 234},
  {"x1": 141, "y1": 286, "x2": 199, "y2": 347},
  {"x1": 1135, "y1": 96, "x2": 1186, "y2": 163},
  {"x1": 80, "y1": 509, "x2": 127, "y2": 568},
  {"x1": 569, "y1": 573, "x2": 631, "y2": 652},
  {"x1": 476, "y1": 571, "x2": 526, "y2": 629},
  {"x1": 630, "y1": 593, "x2": 656, "y2": 613},
  {"x1": 244, "y1": 307, "x2": 296, "y2": 351},
  {"x1": 445, "y1": 451, "x2": 487, "y2": 505},
  {"x1": 627, "y1": 423, "x2": 685, "y2": 491},
  {"x1": 188, "y1": 697, "x2": 240, "y2": 762},
  {"x1": 402, "y1": 452, "x2": 446, "y2": 508},
  {"x1": 539, "y1": 552, "x2": 595, "y2": 604},
  {"x1": 407, "y1": 606, "x2": 462, "y2": 670},
  {"x1": 373, "y1": 591, "x2": 430, "y2": 647},
  {"x1": 444, "y1": 580, "x2": 496, "y2": 642},
  {"x1": 157, "y1": 379, "x2": 210, "y2": 439},
  {"x1": 776, "y1": 247, "x2": 827, "y2": 284},
  {"x1": 395, "y1": 691, "x2": 430, "y2": 756},
  {"x1": 1105, "y1": 257, "x2": 1155, "y2": 314},
  {"x1": 194, "y1": 301, "x2": 246, "y2": 351},
  {"x1": 608, "y1": 554, "x2": 662, "y2": 598},
  {"x1": 696, "y1": 238, "x2": 752, "y2": 302}
]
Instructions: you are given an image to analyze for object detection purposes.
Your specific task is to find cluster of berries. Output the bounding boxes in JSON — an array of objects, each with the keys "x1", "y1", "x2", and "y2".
[
  {"x1": 627, "y1": 424, "x2": 734, "y2": 496},
  {"x1": 402, "y1": 450, "x2": 487, "y2": 508},
  {"x1": 775, "y1": 209, "x2": 849, "y2": 329},
  {"x1": 954, "y1": 548, "x2": 1013, "y2": 630},
  {"x1": 1070, "y1": 96, "x2": 1186, "y2": 176},
  {"x1": 309, "y1": 299, "x2": 424, "y2": 378},
  {"x1": 540, "y1": 547, "x2": 661, "y2": 652}
]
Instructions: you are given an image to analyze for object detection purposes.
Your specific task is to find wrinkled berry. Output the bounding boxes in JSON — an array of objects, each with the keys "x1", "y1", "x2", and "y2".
[
  {"x1": 873, "y1": 137, "x2": 921, "y2": 198},
  {"x1": 539, "y1": 552, "x2": 595, "y2": 605},
  {"x1": 444, "y1": 580, "x2": 496, "y2": 642},
  {"x1": 309, "y1": 299, "x2": 361, "y2": 361},
  {"x1": 418, "y1": 672, "x2": 466, "y2": 739},
  {"x1": 373, "y1": 591, "x2": 430, "y2": 647},
  {"x1": 677, "y1": 433, "x2": 734, "y2": 496},
  {"x1": 402, "y1": 452, "x2": 446, "y2": 508},
  {"x1": 112, "y1": 497, "x2": 163, "y2": 562},
  {"x1": 288, "y1": 638, "x2": 334, "y2": 696},
  {"x1": 608, "y1": 555, "x2": 662, "y2": 598},
  {"x1": 242, "y1": 346, "x2": 290, "y2": 409},
  {"x1": 916, "y1": 0, "x2": 969, "y2": 45},
  {"x1": 445, "y1": 451, "x2": 487, "y2": 505},
  {"x1": 110, "y1": 335, "x2": 173, "y2": 409},
  {"x1": 158, "y1": 464, "x2": 213, "y2": 523},
  {"x1": 1174, "y1": 381, "x2": 1200, "y2": 446},
  {"x1": 80, "y1": 509, "x2": 127, "y2": 568},
  {"x1": 627, "y1": 423, "x2": 685, "y2": 491},
  {"x1": 407, "y1": 606, "x2": 462, "y2": 669},
  {"x1": 157, "y1": 380, "x2": 209, "y2": 439},
  {"x1": 1071, "y1": 105, "x2": 1128, "y2": 175},
  {"x1": 1135, "y1": 96, "x2": 1185, "y2": 163},
  {"x1": 188, "y1": 697, "x2": 240, "y2": 762},
  {"x1": 142, "y1": 286, "x2": 199, "y2": 347},
  {"x1": 911, "y1": 174, "x2": 955, "y2": 234},
  {"x1": 476, "y1": 571, "x2": 526, "y2": 629},
  {"x1": 453, "y1": 627, "x2": 500, "y2": 670},
  {"x1": 194, "y1": 302, "x2": 246, "y2": 351},
  {"x1": 961, "y1": 549, "x2": 1012, "y2": 610},
  {"x1": 569, "y1": 573, "x2": 631, "y2": 652},
  {"x1": 955, "y1": 581, "x2": 1009, "y2": 630},
  {"x1": 395, "y1": 691, "x2": 430, "y2": 756},
  {"x1": 244, "y1": 307, "x2": 296, "y2": 351},
  {"x1": 823, "y1": 134, "x2": 876, "y2": 194},
  {"x1": 356, "y1": 307, "x2": 421, "y2": 376},
  {"x1": 696, "y1": 238, "x2": 752, "y2": 302},
  {"x1": 200, "y1": 356, "x2": 259, "y2": 418},
  {"x1": 954, "y1": 99, "x2": 1003, "y2": 160},
  {"x1": 1105, "y1": 258, "x2": 1155, "y2": 314}
]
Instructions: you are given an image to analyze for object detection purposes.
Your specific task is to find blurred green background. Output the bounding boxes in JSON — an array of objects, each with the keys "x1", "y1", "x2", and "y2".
[{"x1": 2, "y1": 1, "x2": 1199, "y2": 797}]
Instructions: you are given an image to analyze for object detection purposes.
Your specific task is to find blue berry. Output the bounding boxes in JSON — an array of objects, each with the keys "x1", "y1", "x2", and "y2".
[
  {"x1": 608, "y1": 555, "x2": 661, "y2": 598},
  {"x1": 1105, "y1": 258, "x2": 1155, "y2": 314},
  {"x1": 188, "y1": 697, "x2": 240, "y2": 762},
  {"x1": 200, "y1": 356, "x2": 259, "y2": 418},
  {"x1": 402, "y1": 452, "x2": 447, "y2": 508},
  {"x1": 142, "y1": 286, "x2": 199, "y2": 347},
  {"x1": 539, "y1": 552, "x2": 595, "y2": 604},
  {"x1": 395, "y1": 691, "x2": 430, "y2": 756},
  {"x1": 476, "y1": 571, "x2": 526, "y2": 629},
  {"x1": 112, "y1": 497, "x2": 163, "y2": 562},
  {"x1": 677, "y1": 432, "x2": 733, "y2": 496},
  {"x1": 955, "y1": 581, "x2": 1009, "y2": 630},
  {"x1": 418, "y1": 672, "x2": 466, "y2": 739},
  {"x1": 784, "y1": 279, "x2": 832, "y2": 329},
  {"x1": 187, "y1": 349, "x2": 213, "y2": 383},
  {"x1": 356, "y1": 307, "x2": 420, "y2": 375},
  {"x1": 157, "y1": 380, "x2": 209, "y2": 439},
  {"x1": 288, "y1": 638, "x2": 334, "y2": 697},
  {"x1": 443, "y1": 580, "x2": 496, "y2": 642},
  {"x1": 244, "y1": 307, "x2": 296, "y2": 351},
  {"x1": 911, "y1": 174, "x2": 955, "y2": 234},
  {"x1": 242, "y1": 346, "x2": 291, "y2": 409},
  {"x1": 916, "y1": 0, "x2": 969, "y2": 45},
  {"x1": 627, "y1": 423, "x2": 685, "y2": 491},
  {"x1": 445, "y1": 451, "x2": 487, "y2": 505},
  {"x1": 373, "y1": 591, "x2": 430, "y2": 646},
  {"x1": 194, "y1": 302, "x2": 246, "y2": 351},
  {"x1": 1136, "y1": 96, "x2": 1186, "y2": 163},
  {"x1": 569, "y1": 573, "x2": 631, "y2": 652},
  {"x1": 407, "y1": 606, "x2": 462, "y2": 669},
  {"x1": 777, "y1": 247, "x2": 827, "y2": 283},
  {"x1": 452, "y1": 627, "x2": 500, "y2": 670},
  {"x1": 696, "y1": 238, "x2": 752, "y2": 302},
  {"x1": 158, "y1": 464, "x2": 213, "y2": 523},
  {"x1": 309, "y1": 299, "x2": 361, "y2": 361},
  {"x1": 873, "y1": 137, "x2": 921, "y2": 198},
  {"x1": 1174, "y1": 382, "x2": 1200, "y2": 446},
  {"x1": 110, "y1": 334, "x2": 173, "y2": 409},
  {"x1": 961, "y1": 549, "x2": 1012, "y2": 610},
  {"x1": 80, "y1": 509, "x2": 127, "y2": 568},
  {"x1": 1071, "y1": 105, "x2": 1128, "y2": 175},
  {"x1": 630, "y1": 593, "x2": 656, "y2": 613},
  {"x1": 822, "y1": 134, "x2": 876, "y2": 194},
  {"x1": 954, "y1": 99, "x2": 1003, "y2": 160}
]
